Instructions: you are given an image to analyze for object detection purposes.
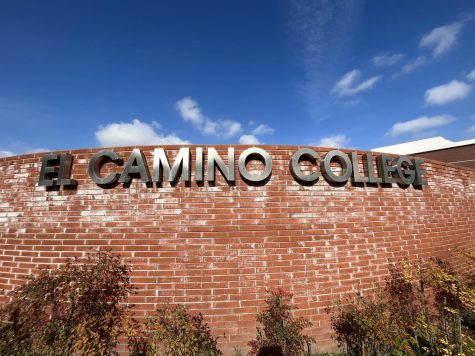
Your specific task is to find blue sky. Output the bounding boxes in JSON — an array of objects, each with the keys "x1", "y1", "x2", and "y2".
[{"x1": 1, "y1": 0, "x2": 474, "y2": 156}]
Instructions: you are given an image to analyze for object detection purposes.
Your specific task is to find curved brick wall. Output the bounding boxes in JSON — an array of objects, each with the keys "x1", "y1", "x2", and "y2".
[{"x1": 1, "y1": 145, "x2": 474, "y2": 353}]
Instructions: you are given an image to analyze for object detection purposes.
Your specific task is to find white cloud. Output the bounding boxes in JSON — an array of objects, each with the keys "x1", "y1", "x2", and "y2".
[
  {"x1": 174, "y1": 97, "x2": 203, "y2": 126},
  {"x1": 312, "y1": 134, "x2": 350, "y2": 148},
  {"x1": 221, "y1": 120, "x2": 243, "y2": 137},
  {"x1": 387, "y1": 115, "x2": 455, "y2": 137},
  {"x1": 175, "y1": 97, "x2": 242, "y2": 137},
  {"x1": 419, "y1": 21, "x2": 464, "y2": 57},
  {"x1": 239, "y1": 134, "x2": 260, "y2": 145},
  {"x1": 95, "y1": 119, "x2": 189, "y2": 147},
  {"x1": 401, "y1": 56, "x2": 427, "y2": 74},
  {"x1": 0, "y1": 150, "x2": 15, "y2": 158},
  {"x1": 425, "y1": 80, "x2": 471, "y2": 106},
  {"x1": 372, "y1": 53, "x2": 404, "y2": 67},
  {"x1": 239, "y1": 124, "x2": 273, "y2": 145},
  {"x1": 252, "y1": 124, "x2": 274, "y2": 135},
  {"x1": 332, "y1": 70, "x2": 381, "y2": 97},
  {"x1": 467, "y1": 69, "x2": 475, "y2": 81}
]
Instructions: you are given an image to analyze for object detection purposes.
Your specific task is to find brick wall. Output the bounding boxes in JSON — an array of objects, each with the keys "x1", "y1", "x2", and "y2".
[{"x1": 1, "y1": 145, "x2": 474, "y2": 354}]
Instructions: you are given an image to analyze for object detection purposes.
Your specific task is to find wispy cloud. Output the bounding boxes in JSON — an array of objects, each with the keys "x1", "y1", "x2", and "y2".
[
  {"x1": 95, "y1": 119, "x2": 189, "y2": 147},
  {"x1": 468, "y1": 115, "x2": 475, "y2": 133},
  {"x1": 401, "y1": 56, "x2": 427, "y2": 74},
  {"x1": 424, "y1": 80, "x2": 471, "y2": 106},
  {"x1": 175, "y1": 97, "x2": 242, "y2": 137},
  {"x1": 386, "y1": 115, "x2": 455, "y2": 137},
  {"x1": 390, "y1": 18, "x2": 469, "y2": 77},
  {"x1": 332, "y1": 70, "x2": 381, "y2": 97},
  {"x1": 0, "y1": 98, "x2": 55, "y2": 156},
  {"x1": 237, "y1": 123, "x2": 274, "y2": 144},
  {"x1": 419, "y1": 20, "x2": 465, "y2": 57},
  {"x1": 25, "y1": 148, "x2": 50, "y2": 154},
  {"x1": 239, "y1": 134, "x2": 260, "y2": 145},
  {"x1": 251, "y1": 124, "x2": 274, "y2": 135},
  {"x1": 0, "y1": 145, "x2": 50, "y2": 158},
  {"x1": 467, "y1": 69, "x2": 475, "y2": 81},
  {"x1": 311, "y1": 134, "x2": 350, "y2": 148},
  {"x1": 0, "y1": 151, "x2": 15, "y2": 158},
  {"x1": 372, "y1": 53, "x2": 404, "y2": 67},
  {"x1": 286, "y1": 0, "x2": 364, "y2": 117}
]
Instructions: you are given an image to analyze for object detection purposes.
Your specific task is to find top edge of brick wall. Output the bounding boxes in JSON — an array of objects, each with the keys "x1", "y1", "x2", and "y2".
[{"x1": 1, "y1": 144, "x2": 474, "y2": 174}]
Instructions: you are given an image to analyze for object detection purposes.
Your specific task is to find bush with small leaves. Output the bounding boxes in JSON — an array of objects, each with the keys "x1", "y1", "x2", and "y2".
[
  {"x1": 328, "y1": 292, "x2": 412, "y2": 356},
  {"x1": 0, "y1": 250, "x2": 134, "y2": 356},
  {"x1": 328, "y1": 251, "x2": 475, "y2": 356},
  {"x1": 129, "y1": 304, "x2": 222, "y2": 356},
  {"x1": 248, "y1": 288, "x2": 315, "y2": 356}
]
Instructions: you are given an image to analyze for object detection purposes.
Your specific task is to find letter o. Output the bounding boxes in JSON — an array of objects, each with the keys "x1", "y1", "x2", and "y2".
[
  {"x1": 321, "y1": 150, "x2": 353, "y2": 183},
  {"x1": 238, "y1": 147, "x2": 272, "y2": 183}
]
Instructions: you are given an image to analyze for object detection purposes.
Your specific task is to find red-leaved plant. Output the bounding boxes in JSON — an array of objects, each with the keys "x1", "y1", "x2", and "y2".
[{"x1": 0, "y1": 250, "x2": 134, "y2": 355}]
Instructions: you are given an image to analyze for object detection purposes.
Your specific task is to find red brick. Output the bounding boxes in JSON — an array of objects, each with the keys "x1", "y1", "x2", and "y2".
[{"x1": 0, "y1": 145, "x2": 474, "y2": 354}]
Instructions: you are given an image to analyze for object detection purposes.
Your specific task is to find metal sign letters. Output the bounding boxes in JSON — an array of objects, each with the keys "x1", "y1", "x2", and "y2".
[{"x1": 38, "y1": 147, "x2": 427, "y2": 189}]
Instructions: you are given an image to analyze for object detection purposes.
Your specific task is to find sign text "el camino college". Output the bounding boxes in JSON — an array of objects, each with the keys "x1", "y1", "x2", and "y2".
[{"x1": 38, "y1": 147, "x2": 427, "y2": 189}]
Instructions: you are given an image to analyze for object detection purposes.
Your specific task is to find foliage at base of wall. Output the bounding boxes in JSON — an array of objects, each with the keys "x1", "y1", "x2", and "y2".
[
  {"x1": 0, "y1": 251, "x2": 133, "y2": 355},
  {"x1": 1, "y1": 249, "x2": 475, "y2": 355},
  {"x1": 247, "y1": 288, "x2": 315, "y2": 356},
  {"x1": 128, "y1": 305, "x2": 222, "y2": 356},
  {"x1": 327, "y1": 251, "x2": 475, "y2": 356}
]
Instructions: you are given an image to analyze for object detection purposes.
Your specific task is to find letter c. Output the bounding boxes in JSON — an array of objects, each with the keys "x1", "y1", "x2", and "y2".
[
  {"x1": 89, "y1": 150, "x2": 123, "y2": 185},
  {"x1": 290, "y1": 148, "x2": 321, "y2": 183}
]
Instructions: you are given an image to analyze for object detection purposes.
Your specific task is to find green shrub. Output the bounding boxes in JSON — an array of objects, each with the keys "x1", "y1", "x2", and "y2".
[
  {"x1": 248, "y1": 288, "x2": 315, "y2": 356},
  {"x1": 129, "y1": 305, "x2": 222, "y2": 356},
  {"x1": 328, "y1": 253, "x2": 475, "y2": 356},
  {"x1": 232, "y1": 346, "x2": 245, "y2": 356},
  {"x1": 328, "y1": 292, "x2": 412, "y2": 356},
  {"x1": 0, "y1": 250, "x2": 134, "y2": 356}
]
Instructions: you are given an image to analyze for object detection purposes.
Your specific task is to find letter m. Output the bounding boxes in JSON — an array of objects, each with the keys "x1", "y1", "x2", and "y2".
[{"x1": 152, "y1": 148, "x2": 190, "y2": 183}]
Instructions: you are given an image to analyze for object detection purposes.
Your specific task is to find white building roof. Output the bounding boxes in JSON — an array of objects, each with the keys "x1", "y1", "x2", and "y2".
[{"x1": 372, "y1": 136, "x2": 475, "y2": 155}]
